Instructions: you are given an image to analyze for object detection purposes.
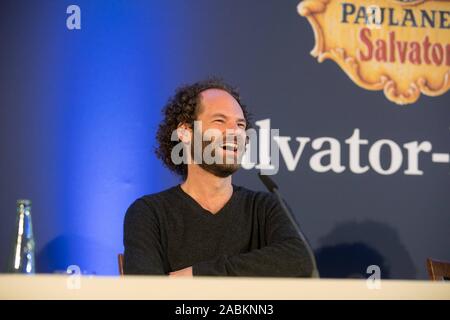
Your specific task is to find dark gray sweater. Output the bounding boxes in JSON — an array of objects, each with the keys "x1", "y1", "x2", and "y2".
[{"x1": 123, "y1": 184, "x2": 313, "y2": 277}]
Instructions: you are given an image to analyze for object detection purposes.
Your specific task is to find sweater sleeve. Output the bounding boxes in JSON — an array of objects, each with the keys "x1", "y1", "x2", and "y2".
[
  {"x1": 192, "y1": 194, "x2": 314, "y2": 277},
  {"x1": 123, "y1": 198, "x2": 167, "y2": 275}
]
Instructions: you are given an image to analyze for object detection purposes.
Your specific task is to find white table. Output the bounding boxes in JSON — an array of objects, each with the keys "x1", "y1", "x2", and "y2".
[{"x1": 0, "y1": 274, "x2": 449, "y2": 299}]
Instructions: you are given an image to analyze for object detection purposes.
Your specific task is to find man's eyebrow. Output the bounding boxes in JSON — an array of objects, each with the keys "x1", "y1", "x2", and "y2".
[
  {"x1": 210, "y1": 113, "x2": 228, "y2": 118},
  {"x1": 211, "y1": 113, "x2": 246, "y2": 123}
]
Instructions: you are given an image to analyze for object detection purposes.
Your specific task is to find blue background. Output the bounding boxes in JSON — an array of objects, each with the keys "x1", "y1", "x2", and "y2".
[{"x1": 0, "y1": 0, "x2": 449, "y2": 278}]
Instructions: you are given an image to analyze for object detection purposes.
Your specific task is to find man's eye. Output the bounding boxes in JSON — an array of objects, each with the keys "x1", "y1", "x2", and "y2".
[
  {"x1": 238, "y1": 123, "x2": 246, "y2": 129},
  {"x1": 213, "y1": 119, "x2": 225, "y2": 123}
]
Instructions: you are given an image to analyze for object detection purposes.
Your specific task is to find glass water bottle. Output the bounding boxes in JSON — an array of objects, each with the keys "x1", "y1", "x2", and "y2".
[{"x1": 9, "y1": 199, "x2": 35, "y2": 274}]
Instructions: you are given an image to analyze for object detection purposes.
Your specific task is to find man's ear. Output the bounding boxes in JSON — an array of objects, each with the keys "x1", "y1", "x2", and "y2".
[{"x1": 177, "y1": 123, "x2": 192, "y2": 143}]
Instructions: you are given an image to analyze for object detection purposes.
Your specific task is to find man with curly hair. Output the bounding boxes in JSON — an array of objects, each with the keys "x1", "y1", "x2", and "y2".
[{"x1": 123, "y1": 78, "x2": 314, "y2": 277}]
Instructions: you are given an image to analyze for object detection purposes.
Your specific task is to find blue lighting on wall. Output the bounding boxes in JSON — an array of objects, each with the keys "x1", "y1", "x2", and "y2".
[{"x1": 1, "y1": 1, "x2": 189, "y2": 274}]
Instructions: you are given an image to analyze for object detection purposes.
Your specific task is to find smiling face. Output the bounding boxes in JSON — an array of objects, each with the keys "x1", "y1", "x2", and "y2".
[{"x1": 191, "y1": 88, "x2": 248, "y2": 177}]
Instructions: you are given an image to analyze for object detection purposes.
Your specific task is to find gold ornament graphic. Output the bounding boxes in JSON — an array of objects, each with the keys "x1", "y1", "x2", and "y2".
[{"x1": 298, "y1": 0, "x2": 450, "y2": 105}]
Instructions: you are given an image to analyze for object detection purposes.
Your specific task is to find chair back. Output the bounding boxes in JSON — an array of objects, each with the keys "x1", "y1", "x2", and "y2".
[{"x1": 426, "y1": 258, "x2": 450, "y2": 281}]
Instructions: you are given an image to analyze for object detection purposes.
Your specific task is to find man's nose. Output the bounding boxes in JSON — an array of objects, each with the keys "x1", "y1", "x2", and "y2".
[
  {"x1": 223, "y1": 129, "x2": 246, "y2": 144},
  {"x1": 225, "y1": 121, "x2": 240, "y2": 131}
]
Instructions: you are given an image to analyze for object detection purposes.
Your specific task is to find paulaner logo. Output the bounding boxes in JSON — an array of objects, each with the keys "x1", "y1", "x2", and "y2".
[
  {"x1": 170, "y1": 119, "x2": 450, "y2": 176},
  {"x1": 298, "y1": 0, "x2": 450, "y2": 105}
]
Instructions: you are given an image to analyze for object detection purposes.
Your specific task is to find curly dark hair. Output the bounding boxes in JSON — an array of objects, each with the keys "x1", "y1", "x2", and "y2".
[{"x1": 155, "y1": 78, "x2": 252, "y2": 179}]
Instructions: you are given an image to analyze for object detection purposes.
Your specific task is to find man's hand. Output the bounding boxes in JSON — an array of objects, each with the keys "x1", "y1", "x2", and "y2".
[{"x1": 169, "y1": 266, "x2": 193, "y2": 277}]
